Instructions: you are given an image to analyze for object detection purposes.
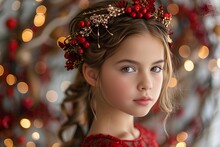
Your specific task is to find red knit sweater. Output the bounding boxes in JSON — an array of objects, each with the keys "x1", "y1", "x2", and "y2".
[{"x1": 82, "y1": 124, "x2": 158, "y2": 147}]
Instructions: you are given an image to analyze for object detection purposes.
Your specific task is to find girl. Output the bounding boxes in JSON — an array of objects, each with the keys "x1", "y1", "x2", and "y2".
[{"x1": 58, "y1": 0, "x2": 174, "y2": 146}]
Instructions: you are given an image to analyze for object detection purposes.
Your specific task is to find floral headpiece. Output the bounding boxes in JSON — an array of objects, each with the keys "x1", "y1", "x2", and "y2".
[{"x1": 58, "y1": 0, "x2": 172, "y2": 70}]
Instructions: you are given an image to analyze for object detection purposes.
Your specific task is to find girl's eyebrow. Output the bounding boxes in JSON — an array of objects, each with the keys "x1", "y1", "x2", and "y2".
[
  {"x1": 115, "y1": 59, "x2": 164, "y2": 65},
  {"x1": 152, "y1": 60, "x2": 164, "y2": 65}
]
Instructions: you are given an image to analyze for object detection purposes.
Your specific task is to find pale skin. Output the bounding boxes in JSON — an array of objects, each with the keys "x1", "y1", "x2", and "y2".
[{"x1": 83, "y1": 32, "x2": 164, "y2": 140}]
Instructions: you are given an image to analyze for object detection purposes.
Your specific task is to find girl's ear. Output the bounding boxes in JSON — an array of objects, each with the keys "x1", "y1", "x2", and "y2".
[{"x1": 82, "y1": 63, "x2": 98, "y2": 87}]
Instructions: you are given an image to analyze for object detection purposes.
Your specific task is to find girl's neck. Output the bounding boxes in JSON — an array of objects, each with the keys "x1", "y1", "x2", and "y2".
[{"x1": 87, "y1": 104, "x2": 140, "y2": 140}]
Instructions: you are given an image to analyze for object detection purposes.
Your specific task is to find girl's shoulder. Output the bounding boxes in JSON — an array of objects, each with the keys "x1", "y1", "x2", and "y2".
[{"x1": 81, "y1": 124, "x2": 158, "y2": 147}]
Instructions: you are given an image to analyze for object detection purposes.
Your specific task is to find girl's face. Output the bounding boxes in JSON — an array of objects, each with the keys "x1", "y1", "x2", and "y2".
[{"x1": 98, "y1": 32, "x2": 164, "y2": 117}]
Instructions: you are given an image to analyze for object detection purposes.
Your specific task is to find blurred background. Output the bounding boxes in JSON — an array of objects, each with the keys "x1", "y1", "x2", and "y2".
[{"x1": 0, "y1": 0, "x2": 220, "y2": 146}]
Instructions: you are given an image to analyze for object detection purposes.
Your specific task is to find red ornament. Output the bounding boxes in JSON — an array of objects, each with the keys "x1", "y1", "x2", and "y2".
[
  {"x1": 140, "y1": 7, "x2": 147, "y2": 14},
  {"x1": 134, "y1": 5, "x2": 141, "y2": 12},
  {"x1": 164, "y1": 12, "x2": 171, "y2": 18},
  {"x1": 64, "y1": 52, "x2": 71, "y2": 59},
  {"x1": 78, "y1": 48, "x2": 84, "y2": 54},
  {"x1": 130, "y1": 12, "x2": 137, "y2": 18},
  {"x1": 66, "y1": 60, "x2": 74, "y2": 70},
  {"x1": 2, "y1": 115, "x2": 11, "y2": 129},
  {"x1": 144, "y1": 13, "x2": 151, "y2": 19},
  {"x1": 125, "y1": 7, "x2": 132, "y2": 13},
  {"x1": 134, "y1": 0, "x2": 140, "y2": 5},
  {"x1": 71, "y1": 39, "x2": 77, "y2": 45},
  {"x1": 17, "y1": 136, "x2": 26, "y2": 144},
  {"x1": 79, "y1": 21, "x2": 85, "y2": 27},
  {"x1": 8, "y1": 39, "x2": 19, "y2": 60},
  {"x1": 6, "y1": 17, "x2": 18, "y2": 30},
  {"x1": 77, "y1": 36, "x2": 86, "y2": 44},
  {"x1": 85, "y1": 21, "x2": 91, "y2": 26},
  {"x1": 137, "y1": 13, "x2": 143, "y2": 18},
  {"x1": 83, "y1": 42, "x2": 90, "y2": 49},
  {"x1": 23, "y1": 98, "x2": 33, "y2": 109}
]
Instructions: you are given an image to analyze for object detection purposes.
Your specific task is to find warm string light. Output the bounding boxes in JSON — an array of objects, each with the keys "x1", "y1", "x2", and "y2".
[
  {"x1": 179, "y1": 45, "x2": 191, "y2": 58},
  {"x1": 36, "y1": 0, "x2": 43, "y2": 2},
  {"x1": 20, "y1": 118, "x2": 31, "y2": 129},
  {"x1": 217, "y1": 58, "x2": 220, "y2": 68},
  {"x1": 60, "y1": 81, "x2": 71, "y2": 92},
  {"x1": 184, "y1": 60, "x2": 194, "y2": 72},
  {"x1": 22, "y1": 29, "x2": 33, "y2": 42},
  {"x1": 198, "y1": 45, "x2": 209, "y2": 59},
  {"x1": 208, "y1": 59, "x2": 218, "y2": 72},
  {"x1": 4, "y1": 138, "x2": 13, "y2": 147},
  {"x1": 33, "y1": 119, "x2": 43, "y2": 128},
  {"x1": 176, "y1": 142, "x2": 186, "y2": 147},
  {"x1": 6, "y1": 74, "x2": 17, "y2": 86},
  {"x1": 17, "y1": 82, "x2": 29, "y2": 94},
  {"x1": 32, "y1": 132, "x2": 40, "y2": 140},
  {"x1": 52, "y1": 143, "x2": 61, "y2": 147},
  {"x1": 34, "y1": 5, "x2": 47, "y2": 27},
  {"x1": 11, "y1": 0, "x2": 21, "y2": 11},
  {"x1": 175, "y1": 131, "x2": 188, "y2": 147},
  {"x1": 46, "y1": 90, "x2": 58, "y2": 103},
  {"x1": 168, "y1": 77, "x2": 178, "y2": 88},
  {"x1": 0, "y1": 65, "x2": 4, "y2": 76},
  {"x1": 167, "y1": 3, "x2": 179, "y2": 15},
  {"x1": 26, "y1": 141, "x2": 36, "y2": 147}
]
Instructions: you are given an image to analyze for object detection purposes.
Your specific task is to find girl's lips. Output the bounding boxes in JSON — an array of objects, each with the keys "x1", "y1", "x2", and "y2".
[{"x1": 133, "y1": 96, "x2": 153, "y2": 106}]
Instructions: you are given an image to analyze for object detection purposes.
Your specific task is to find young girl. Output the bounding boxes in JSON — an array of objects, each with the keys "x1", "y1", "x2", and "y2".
[{"x1": 58, "y1": 0, "x2": 174, "y2": 146}]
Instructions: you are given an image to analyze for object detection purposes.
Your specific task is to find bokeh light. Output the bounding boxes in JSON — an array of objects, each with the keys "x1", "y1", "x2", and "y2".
[
  {"x1": 60, "y1": 81, "x2": 71, "y2": 92},
  {"x1": 46, "y1": 90, "x2": 58, "y2": 103},
  {"x1": 216, "y1": 58, "x2": 220, "y2": 68},
  {"x1": 36, "y1": 0, "x2": 43, "y2": 2},
  {"x1": 12, "y1": 0, "x2": 21, "y2": 11},
  {"x1": 34, "y1": 119, "x2": 43, "y2": 128},
  {"x1": 34, "y1": 14, "x2": 45, "y2": 27},
  {"x1": 177, "y1": 132, "x2": 188, "y2": 142},
  {"x1": 17, "y1": 82, "x2": 29, "y2": 94},
  {"x1": 22, "y1": 29, "x2": 33, "y2": 42},
  {"x1": 32, "y1": 132, "x2": 40, "y2": 140},
  {"x1": 198, "y1": 45, "x2": 209, "y2": 59},
  {"x1": 184, "y1": 60, "x2": 194, "y2": 71},
  {"x1": 79, "y1": 0, "x2": 90, "y2": 9},
  {"x1": 36, "y1": 5, "x2": 47, "y2": 14},
  {"x1": 179, "y1": 45, "x2": 191, "y2": 58},
  {"x1": 4, "y1": 138, "x2": 13, "y2": 147},
  {"x1": 6, "y1": 74, "x2": 17, "y2": 86},
  {"x1": 35, "y1": 61, "x2": 47, "y2": 74},
  {"x1": 20, "y1": 118, "x2": 31, "y2": 129},
  {"x1": 26, "y1": 141, "x2": 36, "y2": 147},
  {"x1": 168, "y1": 77, "x2": 177, "y2": 88},
  {"x1": 167, "y1": 3, "x2": 179, "y2": 15},
  {"x1": 52, "y1": 143, "x2": 61, "y2": 147},
  {"x1": 208, "y1": 59, "x2": 218, "y2": 72},
  {"x1": 0, "y1": 65, "x2": 4, "y2": 76},
  {"x1": 176, "y1": 142, "x2": 186, "y2": 147}
]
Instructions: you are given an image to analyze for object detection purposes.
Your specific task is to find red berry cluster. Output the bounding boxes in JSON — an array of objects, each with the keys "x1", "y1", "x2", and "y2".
[
  {"x1": 125, "y1": 0, "x2": 155, "y2": 19},
  {"x1": 58, "y1": 20, "x2": 92, "y2": 70}
]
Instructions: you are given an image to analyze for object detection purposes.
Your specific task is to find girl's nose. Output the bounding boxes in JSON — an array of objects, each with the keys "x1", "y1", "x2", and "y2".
[{"x1": 137, "y1": 71, "x2": 153, "y2": 91}]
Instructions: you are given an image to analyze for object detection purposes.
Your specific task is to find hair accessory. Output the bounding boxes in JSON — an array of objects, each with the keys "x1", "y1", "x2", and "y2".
[{"x1": 58, "y1": 0, "x2": 172, "y2": 70}]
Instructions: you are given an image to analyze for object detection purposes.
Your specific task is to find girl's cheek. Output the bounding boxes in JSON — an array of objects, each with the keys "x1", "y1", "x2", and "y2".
[{"x1": 108, "y1": 77, "x2": 132, "y2": 96}]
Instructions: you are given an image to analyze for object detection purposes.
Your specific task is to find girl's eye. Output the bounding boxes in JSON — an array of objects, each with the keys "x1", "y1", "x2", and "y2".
[
  {"x1": 151, "y1": 66, "x2": 162, "y2": 73},
  {"x1": 121, "y1": 66, "x2": 136, "y2": 73}
]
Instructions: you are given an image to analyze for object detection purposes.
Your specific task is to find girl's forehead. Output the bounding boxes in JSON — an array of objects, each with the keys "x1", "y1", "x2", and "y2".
[{"x1": 106, "y1": 33, "x2": 165, "y2": 63}]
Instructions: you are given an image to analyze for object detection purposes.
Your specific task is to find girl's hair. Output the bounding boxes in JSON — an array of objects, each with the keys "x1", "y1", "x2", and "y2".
[{"x1": 59, "y1": 0, "x2": 174, "y2": 146}]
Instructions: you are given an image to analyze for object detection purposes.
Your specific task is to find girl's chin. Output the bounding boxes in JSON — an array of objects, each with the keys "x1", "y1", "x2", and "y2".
[{"x1": 131, "y1": 110, "x2": 151, "y2": 117}]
